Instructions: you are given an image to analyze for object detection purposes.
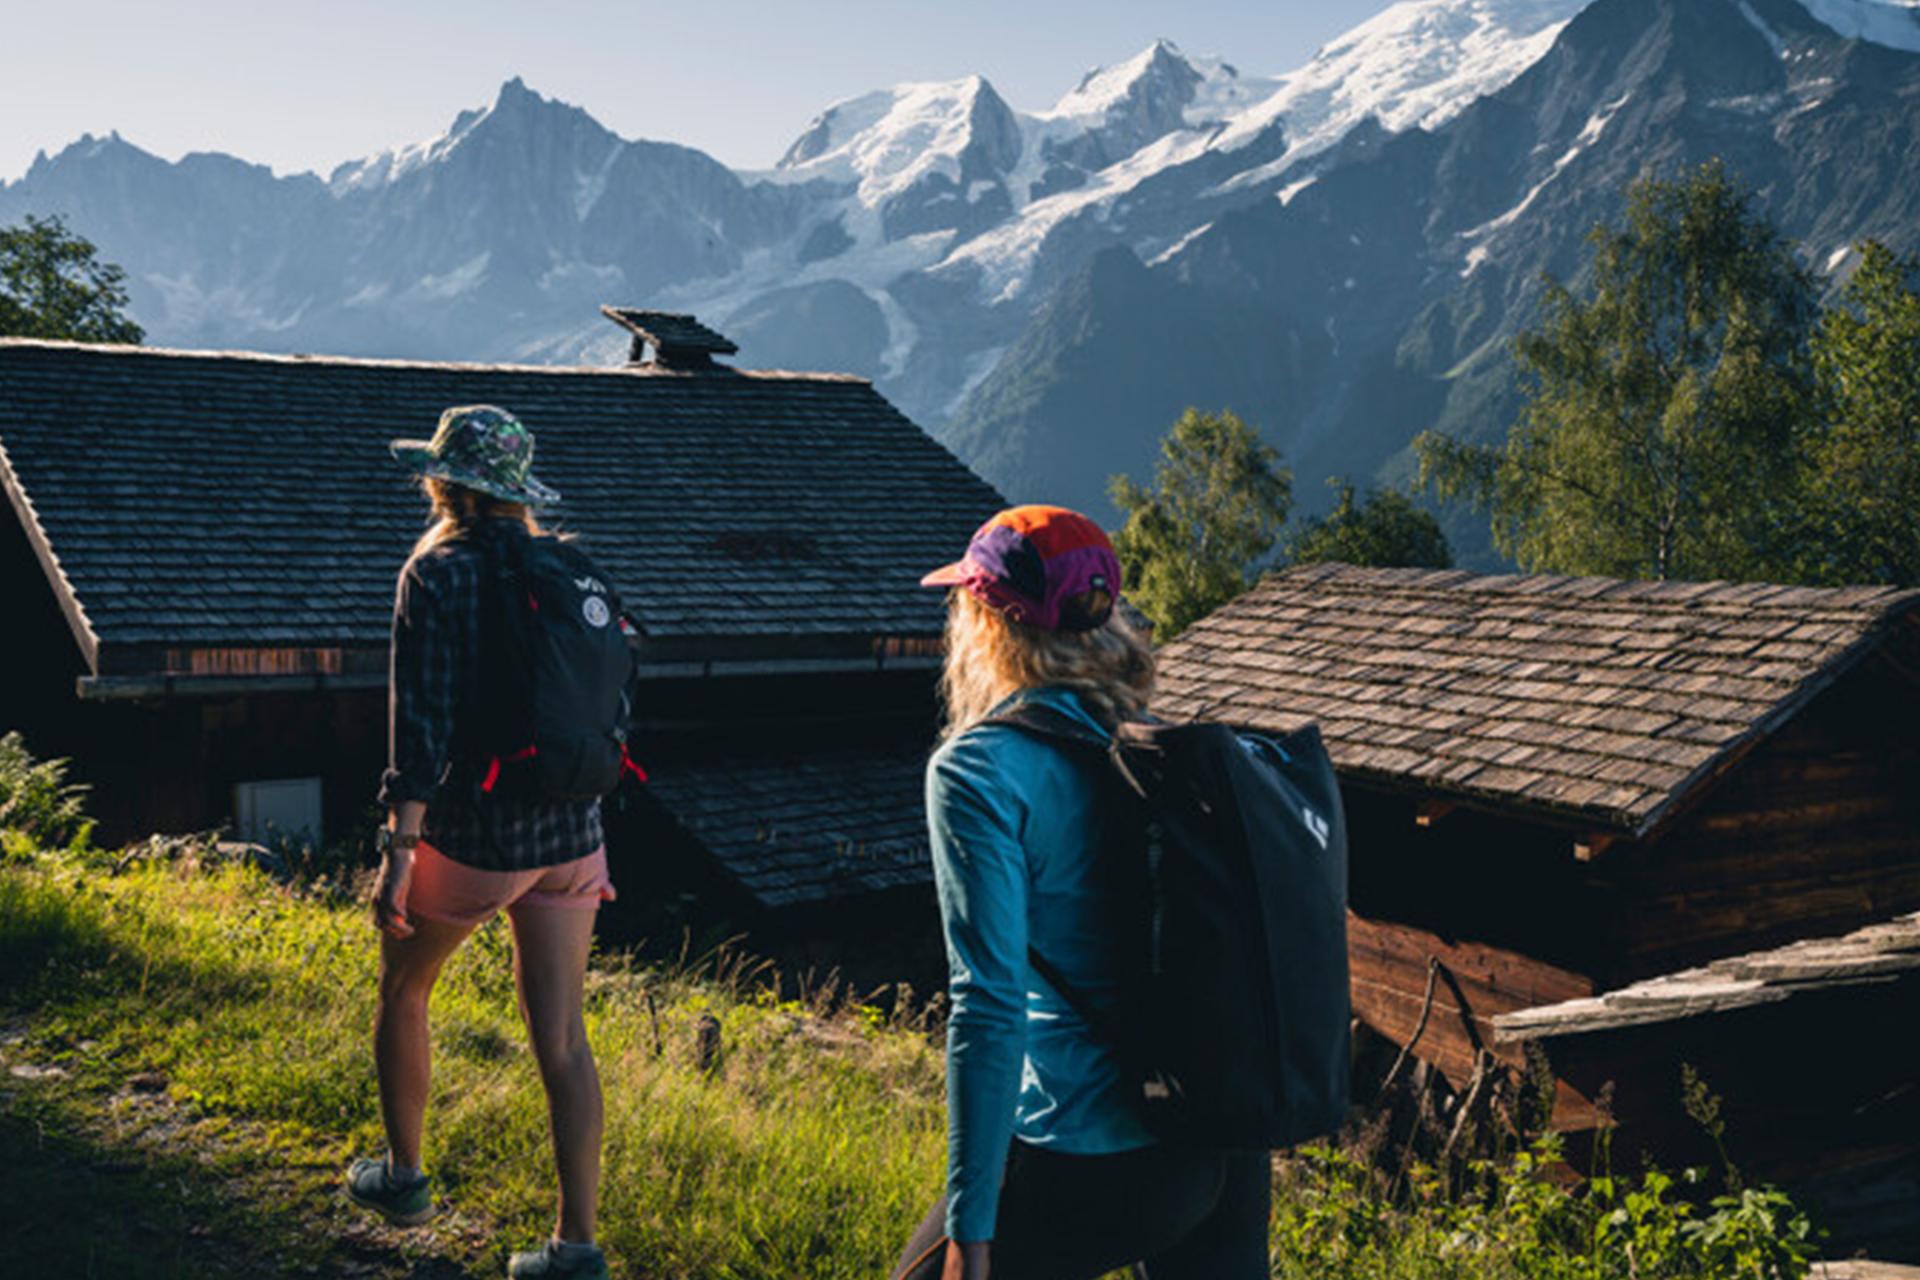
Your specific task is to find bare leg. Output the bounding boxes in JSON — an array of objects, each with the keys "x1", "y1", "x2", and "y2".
[
  {"x1": 508, "y1": 904, "x2": 603, "y2": 1244},
  {"x1": 374, "y1": 915, "x2": 476, "y2": 1170}
]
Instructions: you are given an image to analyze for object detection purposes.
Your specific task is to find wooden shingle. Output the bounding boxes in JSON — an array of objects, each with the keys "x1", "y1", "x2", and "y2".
[
  {"x1": 644, "y1": 750, "x2": 930, "y2": 909},
  {"x1": 1155, "y1": 564, "x2": 1920, "y2": 835},
  {"x1": 0, "y1": 337, "x2": 1003, "y2": 671},
  {"x1": 1494, "y1": 911, "x2": 1920, "y2": 1040}
]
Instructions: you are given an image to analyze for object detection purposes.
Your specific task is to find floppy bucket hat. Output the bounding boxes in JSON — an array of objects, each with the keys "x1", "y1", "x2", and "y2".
[
  {"x1": 389, "y1": 404, "x2": 561, "y2": 507},
  {"x1": 922, "y1": 504, "x2": 1122, "y2": 632}
]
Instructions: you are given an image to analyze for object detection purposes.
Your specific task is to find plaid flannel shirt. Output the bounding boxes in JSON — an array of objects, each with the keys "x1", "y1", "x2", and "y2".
[{"x1": 377, "y1": 533, "x2": 604, "y2": 871}]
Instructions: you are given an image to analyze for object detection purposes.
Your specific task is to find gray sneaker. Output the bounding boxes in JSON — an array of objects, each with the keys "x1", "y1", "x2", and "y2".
[
  {"x1": 508, "y1": 1241, "x2": 609, "y2": 1279},
  {"x1": 344, "y1": 1156, "x2": 435, "y2": 1226}
]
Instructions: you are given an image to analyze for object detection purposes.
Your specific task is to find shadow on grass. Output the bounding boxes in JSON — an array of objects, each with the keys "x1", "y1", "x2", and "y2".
[{"x1": 0, "y1": 1081, "x2": 479, "y2": 1279}]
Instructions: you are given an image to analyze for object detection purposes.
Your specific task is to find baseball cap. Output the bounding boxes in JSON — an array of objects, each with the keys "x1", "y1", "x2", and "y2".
[{"x1": 921, "y1": 504, "x2": 1122, "y2": 632}]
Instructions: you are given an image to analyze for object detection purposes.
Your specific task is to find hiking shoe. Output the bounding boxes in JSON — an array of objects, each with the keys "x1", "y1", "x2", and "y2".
[
  {"x1": 344, "y1": 1156, "x2": 435, "y2": 1226},
  {"x1": 508, "y1": 1240, "x2": 609, "y2": 1279}
]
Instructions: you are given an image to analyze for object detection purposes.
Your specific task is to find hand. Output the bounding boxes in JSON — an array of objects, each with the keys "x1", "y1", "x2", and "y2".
[
  {"x1": 371, "y1": 851, "x2": 415, "y2": 938},
  {"x1": 941, "y1": 1241, "x2": 989, "y2": 1280}
]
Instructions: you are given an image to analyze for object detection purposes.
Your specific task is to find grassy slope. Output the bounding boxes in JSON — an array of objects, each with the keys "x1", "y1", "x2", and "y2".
[
  {"x1": 1, "y1": 839, "x2": 1825, "y2": 1280},
  {"x1": 0, "y1": 850, "x2": 943, "y2": 1278}
]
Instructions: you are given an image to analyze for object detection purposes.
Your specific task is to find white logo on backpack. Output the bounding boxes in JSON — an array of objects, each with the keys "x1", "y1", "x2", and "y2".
[
  {"x1": 1299, "y1": 805, "x2": 1331, "y2": 850},
  {"x1": 582, "y1": 596, "x2": 611, "y2": 628},
  {"x1": 575, "y1": 575, "x2": 607, "y2": 595}
]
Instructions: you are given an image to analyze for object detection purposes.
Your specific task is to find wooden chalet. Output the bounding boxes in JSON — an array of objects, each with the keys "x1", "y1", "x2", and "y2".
[
  {"x1": 0, "y1": 309, "x2": 1001, "y2": 948},
  {"x1": 1155, "y1": 564, "x2": 1920, "y2": 1217}
]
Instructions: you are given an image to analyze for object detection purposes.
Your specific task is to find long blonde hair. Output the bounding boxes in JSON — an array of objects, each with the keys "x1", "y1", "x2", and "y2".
[
  {"x1": 411, "y1": 476, "x2": 542, "y2": 557},
  {"x1": 938, "y1": 587, "x2": 1155, "y2": 738}
]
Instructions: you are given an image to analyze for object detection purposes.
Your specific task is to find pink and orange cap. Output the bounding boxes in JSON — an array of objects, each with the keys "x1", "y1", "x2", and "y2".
[{"x1": 920, "y1": 504, "x2": 1123, "y2": 632}]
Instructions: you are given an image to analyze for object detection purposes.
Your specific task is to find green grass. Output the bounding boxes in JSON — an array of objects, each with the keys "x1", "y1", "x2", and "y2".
[
  {"x1": 0, "y1": 739, "x2": 1822, "y2": 1280},
  {"x1": 1, "y1": 848, "x2": 944, "y2": 1278}
]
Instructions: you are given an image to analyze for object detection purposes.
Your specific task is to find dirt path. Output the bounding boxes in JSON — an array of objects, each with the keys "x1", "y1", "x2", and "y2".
[{"x1": 1, "y1": 1022, "x2": 490, "y2": 1279}]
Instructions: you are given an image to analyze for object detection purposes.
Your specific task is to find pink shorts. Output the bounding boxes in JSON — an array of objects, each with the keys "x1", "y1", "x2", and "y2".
[{"x1": 407, "y1": 842, "x2": 616, "y2": 927}]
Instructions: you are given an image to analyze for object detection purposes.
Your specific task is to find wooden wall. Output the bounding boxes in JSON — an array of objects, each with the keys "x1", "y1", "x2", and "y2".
[
  {"x1": 1338, "y1": 647, "x2": 1920, "y2": 1137},
  {"x1": 1339, "y1": 785, "x2": 1618, "y2": 1121},
  {"x1": 1599, "y1": 653, "x2": 1920, "y2": 980}
]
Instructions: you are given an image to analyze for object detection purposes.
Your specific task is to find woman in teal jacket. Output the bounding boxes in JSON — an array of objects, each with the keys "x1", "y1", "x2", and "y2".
[{"x1": 893, "y1": 505, "x2": 1269, "y2": 1280}]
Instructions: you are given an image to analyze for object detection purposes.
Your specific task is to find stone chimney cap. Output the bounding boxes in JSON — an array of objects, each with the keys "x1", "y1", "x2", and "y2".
[{"x1": 601, "y1": 306, "x2": 739, "y2": 364}]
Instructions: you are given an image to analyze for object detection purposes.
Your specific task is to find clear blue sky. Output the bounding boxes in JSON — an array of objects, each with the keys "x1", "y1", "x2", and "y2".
[{"x1": 2, "y1": 0, "x2": 1395, "y2": 182}]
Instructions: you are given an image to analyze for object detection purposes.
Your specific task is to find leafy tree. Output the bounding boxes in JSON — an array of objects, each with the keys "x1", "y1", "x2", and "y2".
[
  {"x1": 1802, "y1": 241, "x2": 1920, "y2": 585},
  {"x1": 1285, "y1": 479, "x2": 1453, "y2": 570},
  {"x1": 1416, "y1": 160, "x2": 1817, "y2": 581},
  {"x1": 0, "y1": 214, "x2": 144, "y2": 344},
  {"x1": 1110, "y1": 408, "x2": 1292, "y2": 638}
]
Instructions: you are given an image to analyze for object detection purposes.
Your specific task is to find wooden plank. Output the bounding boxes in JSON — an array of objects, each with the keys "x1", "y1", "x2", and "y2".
[
  {"x1": 1622, "y1": 865, "x2": 1920, "y2": 962},
  {"x1": 1679, "y1": 794, "x2": 1907, "y2": 840},
  {"x1": 1813, "y1": 1264, "x2": 1920, "y2": 1280},
  {"x1": 1353, "y1": 975, "x2": 1610, "y2": 1129},
  {"x1": 1575, "y1": 833, "x2": 1616, "y2": 862},
  {"x1": 1348, "y1": 913, "x2": 1598, "y2": 1007},
  {"x1": 1621, "y1": 824, "x2": 1918, "y2": 891},
  {"x1": 0, "y1": 444, "x2": 98, "y2": 672},
  {"x1": 1350, "y1": 972, "x2": 1491, "y2": 1081}
]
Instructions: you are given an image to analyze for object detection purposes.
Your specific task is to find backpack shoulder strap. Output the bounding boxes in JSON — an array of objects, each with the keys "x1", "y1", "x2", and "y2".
[
  {"x1": 979, "y1": 698, "x2": 1112, "y2": 754},
  {"x1": 1026, "y1": 945, "x2": 1134, "y2": 1045},
  {"x1": 980, "y1": 698, "x2": 1148, "y2": 1062}
]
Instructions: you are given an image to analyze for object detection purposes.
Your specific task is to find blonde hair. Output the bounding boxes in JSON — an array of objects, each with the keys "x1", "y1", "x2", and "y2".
[
  {"x1": 411, "y1": 476, "x2": 542, "y2": 557},
  {"x1": 938, "y1": 588, "x2": 1155, "y2": 738}
]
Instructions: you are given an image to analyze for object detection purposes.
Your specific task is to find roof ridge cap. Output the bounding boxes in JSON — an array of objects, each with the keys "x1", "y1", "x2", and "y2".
[
  {"x1": 0, "y1": 337, "x2": 872, "y2": 383},
  {"x1": 1257, "y1": 561, "x2": 1920, "y2": 616}
]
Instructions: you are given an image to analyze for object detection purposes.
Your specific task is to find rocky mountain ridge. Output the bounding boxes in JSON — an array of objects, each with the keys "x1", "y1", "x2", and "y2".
[
  {"x1": 942, "y1": 0, "x2": 1920, "y2": 553},
  {"x1": 0, "y1": 0, "x2": 1596, "y2": 419}
]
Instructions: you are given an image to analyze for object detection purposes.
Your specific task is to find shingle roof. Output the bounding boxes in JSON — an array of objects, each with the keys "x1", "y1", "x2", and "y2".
[
  {"x1": 600, "y1": 307, "x2": 739, "y2": 357},
  {"x1": 0, "y1": 338, "x2": 1002, "y2": 667},
  {"x1": 1494, "y1": 911, "x2": 1920, "y2": 1041},
  {"x1": 1155, "y1": 563, "x2": 1920, "y2": 835},
  {"x1": 644, "y1": 749, "x2": 930, "y2": 909}
]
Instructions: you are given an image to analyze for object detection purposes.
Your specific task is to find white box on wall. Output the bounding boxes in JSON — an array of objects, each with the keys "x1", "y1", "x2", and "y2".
[{"x1": 234, "y1": 777, "x2": 323, "y2": 847}]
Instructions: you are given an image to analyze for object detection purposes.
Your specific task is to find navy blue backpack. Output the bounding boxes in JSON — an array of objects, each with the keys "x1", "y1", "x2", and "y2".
[{"x1": 986, "y1": 705, "x2": 1351, "y2": 1149}]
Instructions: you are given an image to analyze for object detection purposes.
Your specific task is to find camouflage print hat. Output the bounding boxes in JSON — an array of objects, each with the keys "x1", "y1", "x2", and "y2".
[{"x1": 389, "y1": 405, "x2": 561, "y2": 508}]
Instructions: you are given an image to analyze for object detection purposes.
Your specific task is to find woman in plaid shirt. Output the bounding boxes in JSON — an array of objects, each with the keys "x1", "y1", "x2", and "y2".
[{"x1": 345, "y1": 406, "x2": 616, "y2": 1280}]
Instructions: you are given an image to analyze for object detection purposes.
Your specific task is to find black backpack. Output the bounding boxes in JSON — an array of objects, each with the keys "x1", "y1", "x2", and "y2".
[
  {"x1": 986, "y1": 703, "x2": 1351, "y2": 1150},
  {"x1": 466, "y1": 524, "x2": 643, "y2": 803}
]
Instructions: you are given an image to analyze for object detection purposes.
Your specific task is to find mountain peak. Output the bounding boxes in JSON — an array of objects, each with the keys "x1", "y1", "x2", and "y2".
[
  {"x1": 1049, "y1": 39, "x2": 1202, "y2": 122},
  {"x1": 771, "y1": 74, "x2": 1018, "y2": 198},
  {"x1": 1210, "y1": 0, "x2": 1591, "y2": 161},
  {"x1": 493, "y1": 75, "x2": 540, "y2": 111},
  {"x1": 327, "y1": 77, "x2": 607, "y2": 194}
]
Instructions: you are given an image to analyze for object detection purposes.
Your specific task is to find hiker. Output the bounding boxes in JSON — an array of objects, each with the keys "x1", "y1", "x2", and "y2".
[
  {"x1": 893, "y1": 505, "x2": 1272, "y2": 1280},
  {"x1": 347, "y1": 405, "x2": 635, "y2": 1280}
]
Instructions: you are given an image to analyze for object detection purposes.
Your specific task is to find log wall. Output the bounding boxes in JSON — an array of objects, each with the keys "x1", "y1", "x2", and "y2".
[
  {"x1": 1338, "y1": 650, "x2": 1920, "y2": 1139},
  {"x1": 1602, "y1": 655, "x2": 1920, "y2": 980}
]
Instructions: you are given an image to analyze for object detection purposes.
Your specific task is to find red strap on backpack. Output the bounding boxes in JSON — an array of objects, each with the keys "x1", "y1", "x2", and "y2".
[
  {"x1": 479, "y1": 745, "x2": 539, "y2": 795},
  {"x1": 621, "y1": 744, "x2": 649, "y2": 784}
]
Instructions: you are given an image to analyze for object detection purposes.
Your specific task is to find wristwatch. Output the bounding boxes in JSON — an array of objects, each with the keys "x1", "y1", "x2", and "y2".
[{"x1": 377, "y1": 828, "x2": 423, "y2": 856}]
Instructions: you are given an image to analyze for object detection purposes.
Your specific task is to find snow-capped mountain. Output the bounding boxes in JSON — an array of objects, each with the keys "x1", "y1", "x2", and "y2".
[
  {"x1": 7, "y1": 0, "x2": 1920, "y2": 561},
  {"x1": 1, "y1": 2, "x2": 1591, "y2": 420},
  {"x1": 1208, "y1": 0, "x2": 1590, "y2": 178},
  {"x1": 942, "y1": 0, "x2": 1920, "y2": 547}
]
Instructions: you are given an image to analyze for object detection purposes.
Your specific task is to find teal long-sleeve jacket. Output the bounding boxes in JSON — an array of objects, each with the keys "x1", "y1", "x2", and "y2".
[{"x1": 926, "y1": 685, "x2": 1154, "y2": 1243}]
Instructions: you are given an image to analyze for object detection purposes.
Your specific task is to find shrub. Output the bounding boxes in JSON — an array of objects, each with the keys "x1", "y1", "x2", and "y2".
[{"x1": 0, "y1": 731, "x2": 92, "y2": 852}]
